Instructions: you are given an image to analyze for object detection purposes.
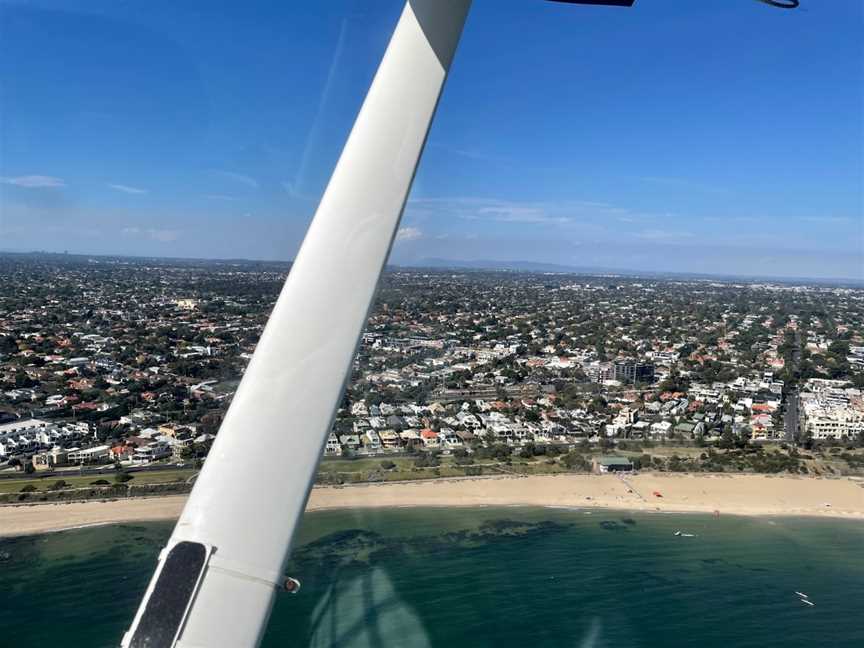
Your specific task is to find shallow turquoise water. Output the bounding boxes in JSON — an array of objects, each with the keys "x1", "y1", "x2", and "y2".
[{"x1": 1, "y1": 508, "x2": 863, "y2": 647}]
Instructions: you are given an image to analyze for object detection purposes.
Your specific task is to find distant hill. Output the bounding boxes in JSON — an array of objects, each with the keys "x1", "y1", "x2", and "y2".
[
  {"x1": 2, "y1": 250, "x2": 860, "y2": 287},
  {"x1": 405, "y1": 257, "x2": 864, "y2": 287},
  {"x1": 410, "y1": 258, "x2": 618, "y2": 274}
]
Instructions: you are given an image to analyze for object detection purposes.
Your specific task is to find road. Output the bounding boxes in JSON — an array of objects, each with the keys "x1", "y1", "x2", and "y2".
[
  {"x1": 0, "y1": 461, "x2": 192, "y2": 482},
  {"x1": 784, "y1": 389, "x2": 800, "y2": 444},
  {"x1": 784, "y1": 327, "x2": 803, "y2": 444}
]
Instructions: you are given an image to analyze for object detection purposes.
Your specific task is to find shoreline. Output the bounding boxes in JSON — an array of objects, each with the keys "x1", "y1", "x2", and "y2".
[{"x1": 1, "y1": 473, "x2": 863, "y2": 537}]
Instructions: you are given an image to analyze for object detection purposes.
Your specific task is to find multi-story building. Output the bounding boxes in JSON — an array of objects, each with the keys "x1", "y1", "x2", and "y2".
[{"x1": 614, "y1": 360, "x2": 655, "y2": 385}]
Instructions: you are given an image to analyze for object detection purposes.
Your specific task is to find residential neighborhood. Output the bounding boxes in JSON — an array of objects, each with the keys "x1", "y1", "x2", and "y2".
[{"x1": 1, "y1": 253, "x2": 864, "y2": 490}]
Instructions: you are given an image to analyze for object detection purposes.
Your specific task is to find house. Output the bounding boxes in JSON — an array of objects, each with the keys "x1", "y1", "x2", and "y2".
[
  {"x1": 362, "y1": 430, "x2": 382, "y2": 452},
  {"x1": 650, "y1": 421, "x2": 673, "y2": 438},
  {"x1": 132, "y1": 441, "x2": 171, "y2": 463},
  {"x1": 0, "y1": 418, "x2": 50, "y2": 437},
  {"x1": 420, "y1": 429, "x2": 440, "y2": 448},
  {"x1": 673, "y1": 422, "x2": 696, "y2": 438},
  {"x1": 399, "y1": 429, "x2": 421, "y2": 445},
  {"x1": 339, "y1": 434, "x2": 360, "y2": 451},
  {"x1": 439, "y1": 428, "x2": 462, "y2": 449},
  {"x1": 379, "y1": 429, "x2": 402, "y2": 450},
  {"x1": 454, "y1": 429, "x2": 476, "y2": 445},
  {"x1": 31, "y1": 447, "x2": 69, "y2": 471},
  {"x1": 170, "y1": 435, "x2": 195, "y2": 459},
  {"x1": 325, "y1": 432, "x2": 341, "y2": 456},
  {"x1": 66, "y1": 445, "x2": 111, "y2": 465},
  {"x1": 111, "y1": 436, "x2": 148, "y2": 461}
]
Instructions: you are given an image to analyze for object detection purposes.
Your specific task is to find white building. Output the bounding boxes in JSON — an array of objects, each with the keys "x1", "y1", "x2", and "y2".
[{"x1": 67, "y1": 445, "x2": 110, "y2": 464}]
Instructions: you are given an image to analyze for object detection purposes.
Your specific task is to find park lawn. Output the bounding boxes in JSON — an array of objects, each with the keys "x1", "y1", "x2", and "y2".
[
  {"x1": 319, "y1": 456, "x2": 418, "y2": 473},
  {"x1": 0, "y1": 468, "x2": 195, "y2": 494}
]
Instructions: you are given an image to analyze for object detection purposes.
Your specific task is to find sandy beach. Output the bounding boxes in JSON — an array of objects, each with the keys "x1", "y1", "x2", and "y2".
[{"x1": 2, "y1": 473, "x2": 863, "y2": 537}]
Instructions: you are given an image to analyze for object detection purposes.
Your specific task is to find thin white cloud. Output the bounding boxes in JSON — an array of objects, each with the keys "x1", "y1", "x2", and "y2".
[
  {"x1": 407, "y1": 197, "x2": 589, "y2": 226},
  {"x1": 148, "y1": 229, "x2": 180, "y2": 242},
  {"x1": 211, "y1": 170, "x2": 259, "y2": 189},
  {"x1": 279, "y1": 179, "x2": 318, "y2": 202},
  {"x1": 476, "y1": 205, "x2": 570, "y2": 225},
  {"x1": 635, "y1": 229, "x2": 695, "y2": 242},
  {"x1": 408, "y1": 197, "x2": 559, "y2": 225},
  {"x1": 428, "y1": 142, "x2": 512, "y2": 164},
  {"x1": 638, "y1": 176, "x2": 726, "y2": 194},
  {"x1": 120, "y1": 227, "x2": 180, "y2": 242},
  {"x1": 0, "y1": 175, "x2": 66, "y2": 188},
  {"x1": 108, "y1": 183, "x2": 148, "y2": 195},
  {"x1": 800, "y1": 216, "x2": 853, "y2": 225},
  {"x1": 395, "y1": 227, "x2": 423, "y2": 242}
]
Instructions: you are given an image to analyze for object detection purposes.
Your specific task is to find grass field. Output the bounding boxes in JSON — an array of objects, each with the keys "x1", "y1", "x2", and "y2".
[
  {"x1": 0, "y1": 469, "x2": 195, "y2": 494},
  {"x1": 3, "y1": 444, "x2": 860, "y2": 497}
]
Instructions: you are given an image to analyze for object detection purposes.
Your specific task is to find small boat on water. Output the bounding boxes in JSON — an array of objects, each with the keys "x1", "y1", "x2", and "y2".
[
  {"x1": 674, "y1": 531, "x2": 682, "y2": 536},
  {"x1": 681, "y1": 533, "x2": 696, "y2": 537},
  {"x1": 800, "y1": 599, "x2": 814, "y2": 606},
  {"x1": 795, "y1": 591, "x2": 809, "y2": 598}
]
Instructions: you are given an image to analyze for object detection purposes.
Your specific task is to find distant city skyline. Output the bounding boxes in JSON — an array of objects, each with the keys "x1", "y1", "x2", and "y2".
[{"x1": 1, "y1": 0, "x2": 862, "y2": 279}]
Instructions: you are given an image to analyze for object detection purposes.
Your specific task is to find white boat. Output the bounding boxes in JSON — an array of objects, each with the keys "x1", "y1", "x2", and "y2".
[
  {"x1": 795, "y1": 591, "x2": 809, "y2": 598},
  {"x1": 674, "y1": 531, "x2": 682, "y2": 536},
  {"x1": 681, "y1": 533, "x2": 696, "y2": 537},
  {"x1": 800, "y1": 599, "x2": 814, "y2": 606}
]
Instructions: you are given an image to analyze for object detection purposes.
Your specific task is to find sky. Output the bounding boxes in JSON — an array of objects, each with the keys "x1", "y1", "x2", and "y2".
[{"x1": 1, "y1": 0, "x2": 862, "y2": 279}]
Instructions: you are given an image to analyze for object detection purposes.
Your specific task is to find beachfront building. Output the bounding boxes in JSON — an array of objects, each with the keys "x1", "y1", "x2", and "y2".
[
  {"x1": 593, "y1": 456, "x2": 634, "y2": 473},
  {"x1": 131, "y1": 441, "x2": 172, "y2": 464},
  {"x1": 800, "y1": 379, "x2": 864, "y2": 440},
  {"x1": 324, "y1": 432, "x2": 341, "y2": 456},
  {"x1": 31, "y1": 446, "x2": 70, "y2": 471},
  {"x1": 66, "y1": 445, "x2": 110, "y2": 465},
  {"x1": 803, "y1": 409, "x2": 864, "y2": 440}
]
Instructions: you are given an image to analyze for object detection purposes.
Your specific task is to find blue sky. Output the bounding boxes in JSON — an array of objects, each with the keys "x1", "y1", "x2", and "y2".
[{"x1": 1, "y1": 0, "x2": 862, "y2": 279}]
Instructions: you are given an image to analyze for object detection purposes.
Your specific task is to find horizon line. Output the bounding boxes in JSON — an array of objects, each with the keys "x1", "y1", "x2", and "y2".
[{"x1": 0, "y1": 248, "x2": 861, "y2": 287}]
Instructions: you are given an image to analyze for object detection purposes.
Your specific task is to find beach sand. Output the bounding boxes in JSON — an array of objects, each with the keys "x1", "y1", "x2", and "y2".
[{"x1": 2, "y1": 473, "x2": 863, "y2": 537}]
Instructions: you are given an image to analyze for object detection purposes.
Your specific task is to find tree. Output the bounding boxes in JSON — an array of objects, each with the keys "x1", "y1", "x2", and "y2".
[
  {"x1": 523, "y1": 409, "x2": 540, "y2": 423},
  {"x1": 414, "y1": 452, "x2": 440, "y2": 468},
  {"x1": 562, "y1": 451, "x2": 590, "y2": 471},
  {"x1": 659, "y1": 370, "x2": 689, "y2": 393}
]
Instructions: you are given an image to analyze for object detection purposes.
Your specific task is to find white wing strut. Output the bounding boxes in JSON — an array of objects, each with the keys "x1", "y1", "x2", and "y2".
[{"x1": 122, "y1": 1, "x2": 472, "y2": 646}]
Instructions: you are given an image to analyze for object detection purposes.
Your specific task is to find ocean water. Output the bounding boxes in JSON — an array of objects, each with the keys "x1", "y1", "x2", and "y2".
[{"x1": 1, "y1": 508, "x2": 863, "y2": 647}]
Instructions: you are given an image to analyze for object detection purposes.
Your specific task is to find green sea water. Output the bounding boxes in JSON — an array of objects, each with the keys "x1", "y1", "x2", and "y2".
[{"x1": 1, "y1": 508, "x2": 863, "y2": 647}]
